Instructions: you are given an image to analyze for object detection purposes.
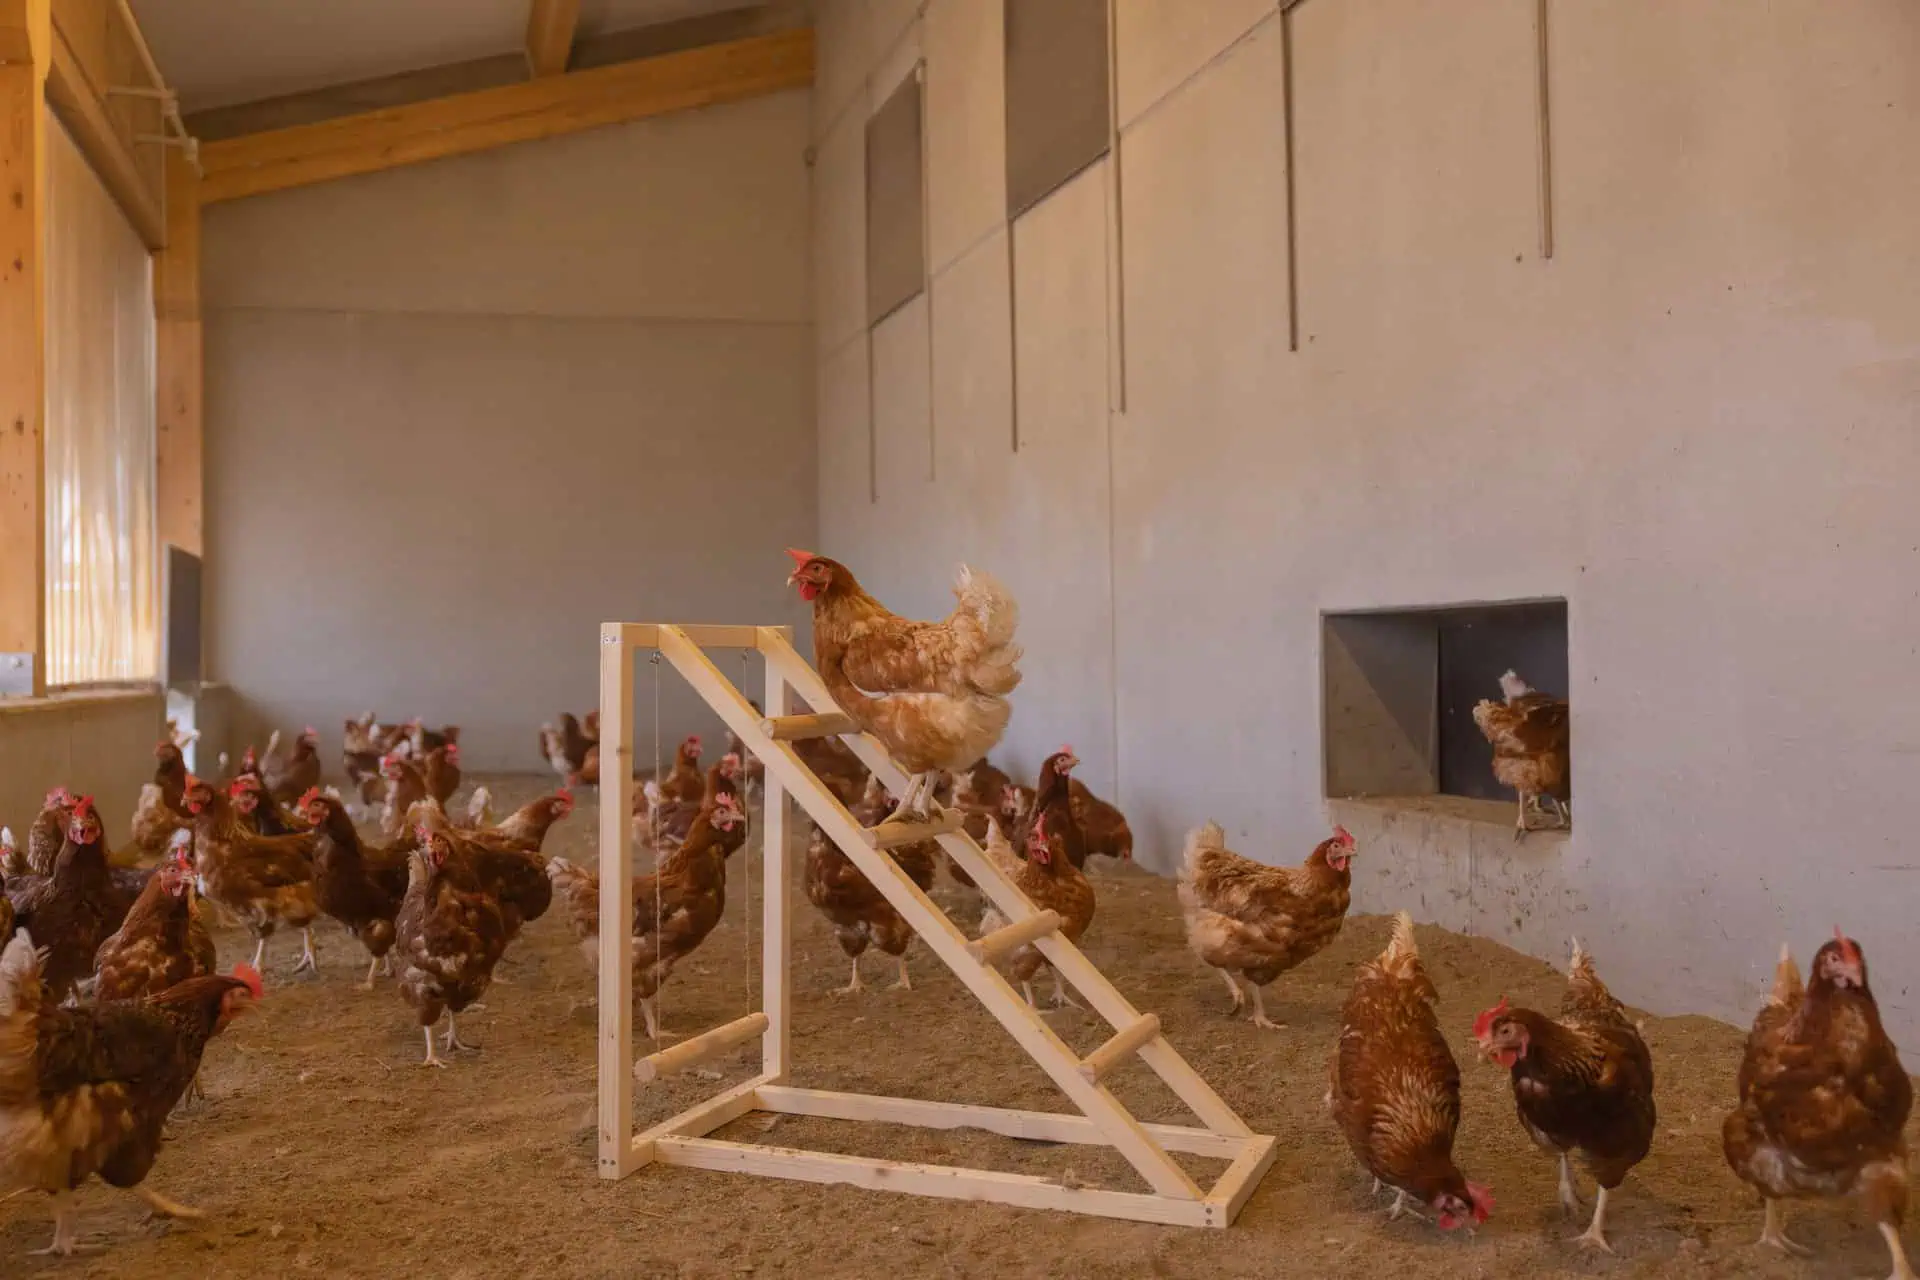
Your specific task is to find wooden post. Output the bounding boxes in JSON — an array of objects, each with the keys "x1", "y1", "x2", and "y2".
[
  {"x1": 757, "y1": 625, "x2": 792, "y2": 1081},
  {"x1": 597, "y1": 623, "x2": 635, "y2": 1178},
  {"x1": 0, "y1": 0, "x2": 48, "y2": 697},
  {"x1": 154, "y1": 148, "x2": 202, "y2": 558}
]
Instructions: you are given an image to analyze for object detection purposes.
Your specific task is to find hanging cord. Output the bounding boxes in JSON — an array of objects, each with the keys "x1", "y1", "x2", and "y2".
[{"x1": 649, "y1": 650, "x2": 664, "y2": 1030}]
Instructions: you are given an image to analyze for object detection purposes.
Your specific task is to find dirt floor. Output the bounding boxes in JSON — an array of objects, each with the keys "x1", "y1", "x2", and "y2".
[{"x1": 1, "y1": 774, "x2": 1905, "y2": 1279}]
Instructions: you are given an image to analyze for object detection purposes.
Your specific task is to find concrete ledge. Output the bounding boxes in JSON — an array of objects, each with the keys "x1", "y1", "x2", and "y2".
[{"x1": 1331, "y1": 793, "x2": 1577, "y2": 964}]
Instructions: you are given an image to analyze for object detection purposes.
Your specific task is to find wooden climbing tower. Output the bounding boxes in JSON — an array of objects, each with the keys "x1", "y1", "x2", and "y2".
[{"x1": 596, "y1": 622, "x2": 1277, "y2": 1227}]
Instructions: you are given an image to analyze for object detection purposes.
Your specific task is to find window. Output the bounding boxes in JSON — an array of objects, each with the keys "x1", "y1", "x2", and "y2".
[
  {"x1": 1323, "y1": 600, "x2": 1571, "y2": 810},
  {"x1": 1003, "y1": 0, "x2": 1111, "y2": 219},
  {"x1": 43, "y1": 119, "x2": 159, "y2": 687},
  {"x1": 865, "y1": 71, "x2": 925, "y2": 327}
]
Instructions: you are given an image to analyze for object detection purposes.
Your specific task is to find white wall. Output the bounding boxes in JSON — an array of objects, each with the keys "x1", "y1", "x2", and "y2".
[
  {"x1": 809, "y1": 0, "x2": 1920, "y2": 1039},
  {"x1": 203, "y1": 90, "x2": 816, "y2": 770}
]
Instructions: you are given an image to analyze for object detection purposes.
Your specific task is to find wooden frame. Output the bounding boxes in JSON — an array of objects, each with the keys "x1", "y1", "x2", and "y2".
[
  {"x1": 597, "y1": 622, "x2": 1277, "y2": 1227},
  {"x1": 198, "y1": 29, "x2": 814, "y2": 205}
]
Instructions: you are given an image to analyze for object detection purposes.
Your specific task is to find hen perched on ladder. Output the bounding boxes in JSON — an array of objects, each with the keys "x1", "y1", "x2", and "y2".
[{"x1": 784, "y1": 550, "x2": 1021, "y2": 823}]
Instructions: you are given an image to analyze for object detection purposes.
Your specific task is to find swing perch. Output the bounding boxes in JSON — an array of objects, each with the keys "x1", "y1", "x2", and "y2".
[{"x1": 597, "y1": 622, "x2": 1277, "y2": 1227}]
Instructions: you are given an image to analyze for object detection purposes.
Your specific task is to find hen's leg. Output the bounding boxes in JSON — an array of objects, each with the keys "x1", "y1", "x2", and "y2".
[
  {"x1": 382, "y1": 954, "x2": 395, "y2": 977},
  {"x1": 291, "y1": 927, "x2": 318, "y2": 975},
  {"x1": 29, "y1": 1192, "x2": 98, "y2": 1256},
  {"x1": 132, "y1": 1185, "x2": 206, "y2": 1222},
  {"x1": 1219, "y1": 969, "x2": 1246, "y2": 1014},
  {"x1": 419, "y1": 1025, "x2": 448, "y2": 1069},
  {"x1": 1757, "y1": 1199, "x2": 1812, "y2": 1257},
  {"x1": 1557, "y1": 1153, "x2": 1586, "y2": 1215},
  {"x1": 639, "y1": 996, "x2": 664, "y2": 1041},
  {"x1": 1513, "y1": 793, "x2": 1534, "y2": 843},
  {"x1": 1574, "y1": 1185, "x2": 1614, "y2": 1254},
  {"x1": 1878, "y1": 1221, "x2": 1916, "y2": 1280},
  {"x1": 359, "y1": 956, "x2": 381, "y2": 991},
  {"x1": 249, "y1": 936, "x2": 267, "y2": 972},
  {"x1": 833, "y1": 954, "x2": 865, "y2": 996},
  {"x1": 440, "y1": 1010, "x2": 478, "y2": 1053},
  {"x1": 891, "y1": 955, "x2": 913, "y2": 992},
  {"x1": 1246, "y1": 983, "x2": 1284, "y2": 1031},
  {"x1": 1049, "y1": 970, "x2": 1081, "y2": 1010},
  {"x1": 1386, "y1": 1189, "x2": 1427, "y2": 1223},
  {"x1": 1021, "y1": 980, "x2": 1038, "y2": 1009},
  {"x1": 885, "y1": 774, "x2": 929, "y2": 824}
]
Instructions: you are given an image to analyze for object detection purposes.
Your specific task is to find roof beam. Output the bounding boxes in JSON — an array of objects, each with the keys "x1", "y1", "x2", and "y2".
[
  {"x1": 44, "y1": 19, "x2": 163, "y2": 248},
  {"x1": 525, "y1": 0, "x2": 581, "y2": 77},
  {"x1": 199, "y1": 28, "x2": 814, "y2": 204}
]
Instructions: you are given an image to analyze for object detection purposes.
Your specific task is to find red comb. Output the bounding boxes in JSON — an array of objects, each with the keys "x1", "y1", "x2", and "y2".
[
  {"x1": 1333, "y1": 824, "x2": 1354, "y2": 846},
  {"x1": 1836, "y1": 926, "x2": 1862, "y2": 963},
  {"x1": 303, "y1": 725, "x2": 317, "y2": 737},
  {"x1": 1472, "y1": 996, "x2": 1510, "y2": 1041},
  {"x1": 298, "y1": 786, "x2": 322, "y2": 807},
  {"x1": 72, "y1": 796, "x2": 95, "y2": 818},
  {"x1": 232, "y1": 963, "x2": 264, "y2": 1002},
  {"x1": 785, "y1": 547, "x2": 817, "y2": 565},
  {"x1": 45, "y1": 786, "x2": 72, "y2": 806}
]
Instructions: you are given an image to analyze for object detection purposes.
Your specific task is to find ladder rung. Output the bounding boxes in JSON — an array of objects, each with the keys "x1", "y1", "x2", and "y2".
[
  {"x1": 1078, "y1": 1013, "x2": 1161, "y2": 1084},
  {"x1": 762, "y1": 712, "x2": 857, "y2": 741},
  {"x1": 864, "y1": 811, "x2": 962, "y2": 849},
  {"x1": 967, "y1": 909, "x2": 1063, "y2": 966},
  {"x1": 633, "y1": 1011, "x2": 769, "y2": 1083}
]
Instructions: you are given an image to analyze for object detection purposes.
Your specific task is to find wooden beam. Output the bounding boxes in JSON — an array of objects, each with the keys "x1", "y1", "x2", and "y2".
[
  {"x1": 154, "y1": 147, "x2": 201, "y2": 556},
  {"x1": 525, "y1": 0, "x2": 580, "y2": 77},
  {"x1": 634, "y1": 1011, "x2": 767, "y2": 1083},
  {"x1": 0, "y1": 0, "x2": 42, "y2": 65},
  {"x1": 762, "y1": 711, "x2": 856, "y2": 741},
  {"x1": 0, "y1": 0, "x2": 47, "y2": 696},
  {"x1": 42, "y1": 17, "x2": 161, "y2": 247},
  {"x1": 199, "y1": 29, "x2": 814, "y2": 204},
  {"x1": 597, "y1": 620, "x2": 637, "y2": 1179}
]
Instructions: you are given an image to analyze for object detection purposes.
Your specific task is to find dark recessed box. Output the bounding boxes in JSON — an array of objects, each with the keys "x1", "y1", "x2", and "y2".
[{"x1": 1323, "y1": 599, "x2": 1569, "y2": 806}]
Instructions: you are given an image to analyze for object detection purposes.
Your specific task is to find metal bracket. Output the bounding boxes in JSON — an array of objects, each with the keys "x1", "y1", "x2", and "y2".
[{"x1": 0, "y1": 652, "x2": 36, "y2": 697}]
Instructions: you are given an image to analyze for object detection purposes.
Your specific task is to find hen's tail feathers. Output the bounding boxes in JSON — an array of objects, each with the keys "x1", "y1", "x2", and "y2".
[
  {"x1": 1179, "y1": 821, "x2": 1228, "y2": 885},
  {"x1": 1769, "y1": 943, "x2": 1804, "y2": 1007},
  {"x1": 1175, "y1": 821, "x2": 1227, "y2": 912},
  {"x1": 1568, "y1": 936, "x2": 1598, "y2": 983},
  {"x1": 466, "y1": 786, "x2": 494, "y2": 826},
  {"x1": 952, "y1": 565, "x2": 1023, "y2": 696},
  {"x1": 1384, "y1": 911, "x2": 1419, "y2": 965},
  {"x1": 265, "y1": 728, "x2": 282, "y2": 760}
]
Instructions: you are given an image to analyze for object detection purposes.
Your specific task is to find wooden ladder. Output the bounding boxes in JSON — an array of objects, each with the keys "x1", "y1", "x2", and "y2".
[{"x1": 595, "y1": 622, "x2": 1277, "y2": 1227}]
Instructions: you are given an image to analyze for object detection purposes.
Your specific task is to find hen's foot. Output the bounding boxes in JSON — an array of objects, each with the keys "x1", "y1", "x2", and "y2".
[
  {"x1": 419, "y1": 1027, "x2": 449, "y2": 1068},
  {"x1": 1759, "y1": 1200, "x2": 1813, "y2": 1257},
  {"x1": 833, "y1": 956, "x2": 865, "y2": 996},
  {"x1": 890, "y1": 957, "x2": 913, "y2": 991},
  {"x1": 1574, "y1": 1186, "x2": 1614, "y2": 1254},
  {"x1": 439, "y1": 1013, "x2": 479, "y2": 1054},
  {"x1": 1387, "y1": 1190, "x2": 1428, "y2": 1223},
  {"x1": 1247, "y1": 986, "x2": 1287, "y2": 1031}
]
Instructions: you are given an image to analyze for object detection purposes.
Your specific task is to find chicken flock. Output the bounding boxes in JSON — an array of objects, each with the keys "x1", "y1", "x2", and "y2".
[{"x1": 0, "y1": 548, "x2": 1908, "y2": 1280}]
